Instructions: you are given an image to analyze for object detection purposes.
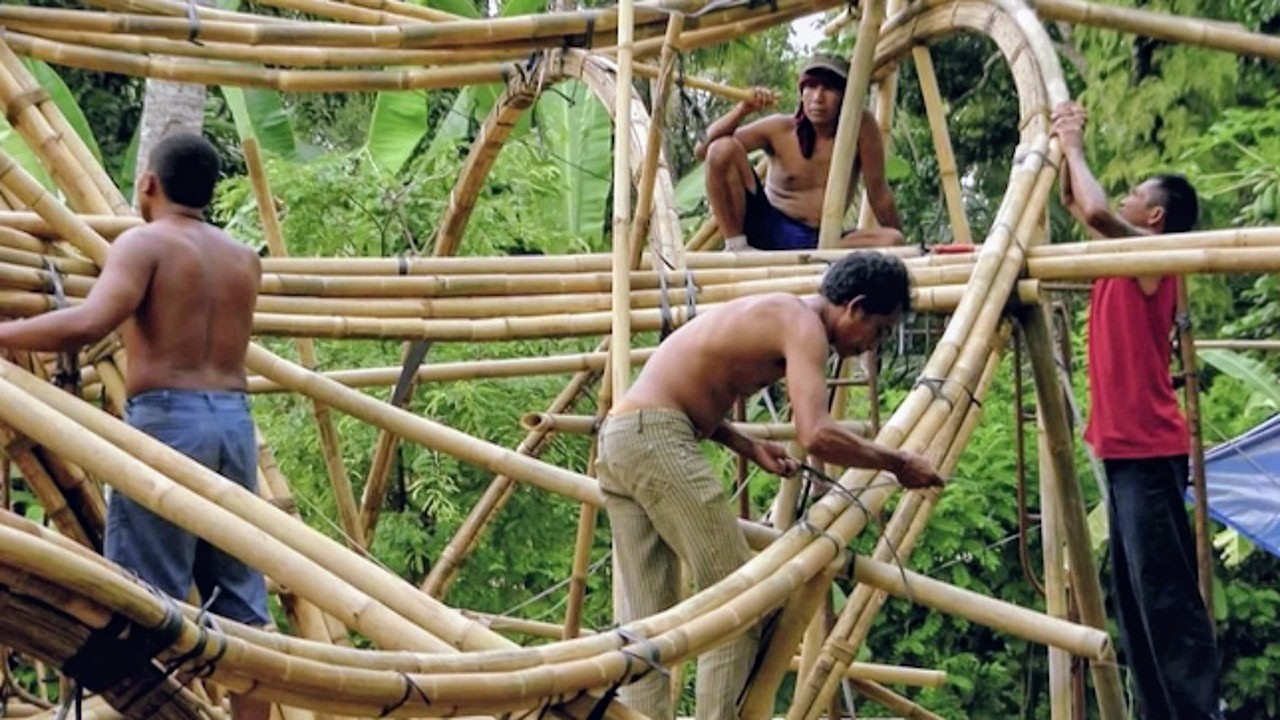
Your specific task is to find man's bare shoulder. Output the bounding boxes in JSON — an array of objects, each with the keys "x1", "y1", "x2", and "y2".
[{"x1": 726, "y1": 293, "x2": 826, "y2": 341}]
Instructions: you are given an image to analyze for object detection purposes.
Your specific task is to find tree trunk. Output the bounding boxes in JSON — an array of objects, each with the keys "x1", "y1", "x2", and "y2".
[{"x1": 133, "y1": 78, "x2": 207, "y2": 205}]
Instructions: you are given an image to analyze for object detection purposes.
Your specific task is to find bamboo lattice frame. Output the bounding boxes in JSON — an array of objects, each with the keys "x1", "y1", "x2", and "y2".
[{"x1": 0, "y1": 0, "x2": 1278, "y2": 718}]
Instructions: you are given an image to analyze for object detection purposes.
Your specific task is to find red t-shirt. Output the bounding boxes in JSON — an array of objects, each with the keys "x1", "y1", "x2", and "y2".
[{"x1": 1084, "y1": 276, "x2": 1189, "y2": 459}]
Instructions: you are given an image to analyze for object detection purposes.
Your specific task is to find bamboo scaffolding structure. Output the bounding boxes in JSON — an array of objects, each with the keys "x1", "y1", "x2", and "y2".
[
  {"x1": 245, "y1": 137, "x2": 363, "y2": 551},
  {"x1": 3, "y1": 0, "x2": 1273, "y2": 715},
  {"x1": 788, "y1": 323, "x2": 1009, "y2": 720},
  {"x1": 0, "y1": 369, "x2": 459, "y2": 654},
  {"x1": 0, "y1": 360, "x2": 527, "y2": 655},
  {"x1": 0, "y1": 42, "x2": 113, "y2": 216}
]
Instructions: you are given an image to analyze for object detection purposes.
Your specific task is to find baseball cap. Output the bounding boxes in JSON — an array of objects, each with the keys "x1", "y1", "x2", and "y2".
[{"x1": 800, "y1": 53, "x2": 850, "y2": 83}]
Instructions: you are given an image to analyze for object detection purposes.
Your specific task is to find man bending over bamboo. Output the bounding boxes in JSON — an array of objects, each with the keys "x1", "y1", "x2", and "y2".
[
  {"x1": 0, "y1": 133, "x2": 270, "y2": 720},
  {"x1": 697, "y1": 54, "x2": 904, "y2": 251},
  {"x1": 597, "y1": 251, "x2": 942, "y2": 719}
]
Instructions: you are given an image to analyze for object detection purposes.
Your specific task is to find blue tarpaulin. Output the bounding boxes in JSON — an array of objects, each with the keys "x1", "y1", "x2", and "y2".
[{"x1": 1200, "y1": 413, "x2": 1280, "y2": 559}]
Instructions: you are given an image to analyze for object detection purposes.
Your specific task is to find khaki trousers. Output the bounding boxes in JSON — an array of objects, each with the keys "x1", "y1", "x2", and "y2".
[{"x1": 597, "y1": 409, "x2": 758, "y2": 720}]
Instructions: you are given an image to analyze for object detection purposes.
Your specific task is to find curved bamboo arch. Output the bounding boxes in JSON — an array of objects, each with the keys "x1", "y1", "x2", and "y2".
[
  {"x1": 0, "y1": 0, "x2": 1279, "y2": 717},
  {"x1": 433, "y1": 49, "x2": 682, "y2": 263}
]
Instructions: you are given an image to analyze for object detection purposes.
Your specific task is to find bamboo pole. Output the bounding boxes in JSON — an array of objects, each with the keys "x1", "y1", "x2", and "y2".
[
  {"x1": 739, "y1": 556, "x2": 843, "y2": 719},
  {"x1": 851, "y1": 554, "x2": 1110, "y2": 659},
  {"x1": 0, "y1": 42, "x2": 113, "y2": 215},
  {"x1": 1033, "y1": 0, "x2": 1280, "y2": 62},
  {"x1": 244, "y1": 137, "x2": 363, "y2": 551},
  {"x1": 422, "y1": 359, "x2": 602, "y2": 597},
  {"x1": 629, "y1": 14, "x2": 683, "y2": 268},
  {"x1": 21, "y1": 27, "x2": 534, "y2": 67},
  {"x1": 256, "y1": 430, "x2": 340, "y2": 647},
  {"x1": 817, "y1": 0, "x2": 882, "y2": 248},
  {"x1": 1176, "y1": 278, "x2": 1213, "y2": 611},
  {"x1": 1040, "y1": 413, "x2": 1073, "y2": 720},
  {"x1": 562, "y1": 446, "x2": 600, "y2": 640},
  {"x1": 0, "y1": 360, "x2": 527, "y2": 655},
  {"x1": 249, "y1": 348, "x2": 655, "y2": 393},
  {"x1": 855, "y1": 0, "x2": 902, "y2": 233},
  {"x1": 847, "y1": 678, "x2": 943, "y2": 720},
  {"x1": 609, "y1": 0, "x2": 636, "y2": 402},
  {"x1": 785, "y1": 658, "x2": 947, "y2": 687},
  {"x1": 912, "y1": 45, "x2": 972, "y2": 244},
  {"x1": 431, "y1": 76, "x2": 537, "y2": 258},
  {"x1": 2, "y1": 31, "x2": 518, "y2": 93},
  {"x1": 0, "y1": 370, "x2": 462, "y2": 654},
  {"x1": 520, "y1": 413, "x2": 871, "y2": 439},
  {"x1": 1020, "y1": 307, "x2": 1126, "y2": 720},
  {"x1": 1196, "y1": 339, "x2": 1280, "y2": 351}
]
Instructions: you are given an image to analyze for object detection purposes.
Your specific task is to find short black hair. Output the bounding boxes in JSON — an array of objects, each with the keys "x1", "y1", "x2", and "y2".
[
  {"x1": 1149, "y1": 173, "x2": 1199, "y2": 234},
  {"x1": 819, "y1": 251, "x2": 911, "y2": 316},
  {"x1": 149, "y1": 132, "x2": 221, "y2": 209}
]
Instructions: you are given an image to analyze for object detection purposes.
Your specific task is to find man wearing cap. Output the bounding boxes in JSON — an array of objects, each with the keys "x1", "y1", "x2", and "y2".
[{"x1": 696, "y1": 53, "x2": 904, "y2": 251}]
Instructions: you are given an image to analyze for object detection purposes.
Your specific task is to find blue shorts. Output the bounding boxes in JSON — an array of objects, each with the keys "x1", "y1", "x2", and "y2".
[
  {"x1": 105, "y1": 389, "x2": 270, "y2": 626},
  {"x1": 743, "y1": 171, "x2": 820, "y2": 251}
]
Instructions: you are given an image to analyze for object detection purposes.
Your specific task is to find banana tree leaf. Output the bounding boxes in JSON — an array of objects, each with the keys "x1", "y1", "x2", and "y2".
[
  {"x1": 1199, "y1": 348, "x2": 1280, "y2": 410},
  {"x1": 23, "y1": 59, "x2": 102, "y2": 163},
  {"x1": 534, "y1": 79, "x2": 610, "y2": 239},
  {"x1": 366, "y1": 90, "x2": 430, "y2": 174},
  {"x1": 675, "y1": 162, "x2": 706, "y2": 216},
  {"x1": 221, "y1": 86, "x2": 300, "y2": 160},
  {"x1": 422, "y1": 85, "x2": 502, "y2": 165},
  {"x1": 114, "y1": 124, "x2": 140, "y2": 202},
  {"x1": 501, "y1": 0, "x2": 545, "y2": 15},
  {"x1": 0, "y1": 118, "x2": 54, "y2": 191},
  {"x1": 419, "y1": 0, "x2": 479, "y2": 17}
]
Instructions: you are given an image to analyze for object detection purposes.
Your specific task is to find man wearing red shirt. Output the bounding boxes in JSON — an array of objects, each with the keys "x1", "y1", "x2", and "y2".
[{"x1": 1052, "y1": 101, "x2": 1222, "y2": 720}]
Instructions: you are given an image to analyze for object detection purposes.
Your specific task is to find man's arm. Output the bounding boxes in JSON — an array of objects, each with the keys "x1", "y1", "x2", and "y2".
[
  {"x1": 1052, "y1": 102, "x2": 1160, "y2": 294},
  {"x1": 784, "y1": 318, "x2": 941, "y2": 488},
  {"x1": 710, "y1": 421, "x2": 797, "y2": 476},
  {"x1": 0, "y1": 231, "x2": 155, "y2": 352},
  {"x1": 857, "y1": 110, "x2": 903, "y2": 232},
  {"x1": 694, "y1": 87, "x2": 777, "y2": 160}
]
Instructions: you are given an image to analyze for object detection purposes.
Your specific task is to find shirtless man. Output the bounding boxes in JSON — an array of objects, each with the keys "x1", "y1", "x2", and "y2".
[
  {"x1": 0, "y1": 133, "x2": 270, "y2": 720},
  {"x1": 697, "y1": 53, "x2": 904, "y2": 251},
  {"x1": 596, "y1": 252, "x2": 941, "y2": 719}
]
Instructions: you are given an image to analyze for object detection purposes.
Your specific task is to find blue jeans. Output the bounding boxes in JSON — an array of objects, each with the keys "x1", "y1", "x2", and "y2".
[{"x1": 105, "y1": 389, "x2": 269, "y2": 626}]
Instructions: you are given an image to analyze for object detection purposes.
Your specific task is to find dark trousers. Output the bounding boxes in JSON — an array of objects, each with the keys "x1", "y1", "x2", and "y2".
[{"x1": 1105, "y1": 455, "x2": 1221, "y2": 720}]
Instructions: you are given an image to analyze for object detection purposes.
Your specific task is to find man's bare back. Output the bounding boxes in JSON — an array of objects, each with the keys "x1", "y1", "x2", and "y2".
[
  {"x1": 119, "y1": 218, "x2": 260, "y2": 396},
  {"x1": 616, "y1": 293, "x2": 825, "y2": 435}
]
